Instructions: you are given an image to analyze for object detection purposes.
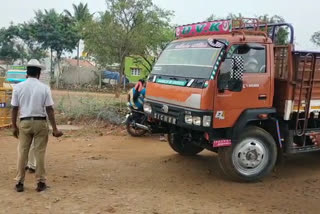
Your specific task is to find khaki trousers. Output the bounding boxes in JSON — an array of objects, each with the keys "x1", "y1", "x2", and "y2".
[
  {"x1": 16, "y1": 120, "x2": 49, "y2": 184},
  {"x1": 27, "y1": 140, "x2": 36, "y2": 170}
]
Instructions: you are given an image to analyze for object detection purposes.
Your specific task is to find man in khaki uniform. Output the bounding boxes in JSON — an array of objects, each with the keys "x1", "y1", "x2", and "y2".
[{"x1": 11, "y1": 59, "x2": 63, "y2": 192}]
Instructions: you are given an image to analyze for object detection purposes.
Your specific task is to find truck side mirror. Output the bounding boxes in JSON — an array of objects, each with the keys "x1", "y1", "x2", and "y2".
[{"x1": 229, "y1": 56, "x2": 244, "y2": 92}]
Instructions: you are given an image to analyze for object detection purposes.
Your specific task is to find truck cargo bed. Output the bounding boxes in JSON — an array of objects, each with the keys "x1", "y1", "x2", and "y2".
[{"x1": 274, "y1": 45, "x2": 320, "y2": 121}]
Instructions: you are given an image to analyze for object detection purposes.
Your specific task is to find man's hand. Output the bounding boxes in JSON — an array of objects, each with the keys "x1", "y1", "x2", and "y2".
[
  {"x1": 52, "y1": 129, "x2": 63, "y2": 138},
  {"x1": 12, "y1": 127, "x2": 19, "y2": 139},
  {"x1": 46, "y1": 106, "x2": 63, "y2": 138}
]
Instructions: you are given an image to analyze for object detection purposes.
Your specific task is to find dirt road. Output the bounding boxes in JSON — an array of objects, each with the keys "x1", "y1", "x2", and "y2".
[{"x1": 1, "y1": 128, "x2": 320, "y2": 214}]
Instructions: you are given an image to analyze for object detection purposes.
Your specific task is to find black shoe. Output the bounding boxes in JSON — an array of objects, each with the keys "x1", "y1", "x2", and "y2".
[
  {"x1": 36, "y1": 182, "x2": 47, "y2": 192},
  {"x1": 28, "y1": 168, "x2": 36, "y2": 174},
  {"x1": 15, "y1": 182, "x2": 24, "y2": 192},
  {"x1": 25, "y1": 166, "x2": 29, "y2": 171}
]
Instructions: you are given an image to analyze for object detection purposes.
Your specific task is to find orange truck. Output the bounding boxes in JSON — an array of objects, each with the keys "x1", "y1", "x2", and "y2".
[{"x1": 143, "y1": 18, "x2": 320, "y2": 181}]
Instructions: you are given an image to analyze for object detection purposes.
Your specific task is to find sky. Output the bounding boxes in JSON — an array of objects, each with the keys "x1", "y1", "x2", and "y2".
[{"x1": 0, "y1": 0, "x2": 319, "y2": 51}]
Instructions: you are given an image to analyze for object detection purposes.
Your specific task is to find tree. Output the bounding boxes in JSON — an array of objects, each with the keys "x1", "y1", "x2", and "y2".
[
  {"x1": 0, "y1": 25, "x2": 36, "y2": 65},
  {"x1": 16, "y1": 23, "x2": 47, "y2": 61},
  {"x1": 33, "y1": 9, "x2": 80, "y2": 59},
  {"x1": 83, "y1": 12, "x2": 115, "y2": 67},
  {"x1": 84, "y1": 0, "x2": 173, "y2": 94},
  {"x1": 226, "y1": 13, "x2": 244, "y2": 20},
  {"x1": 64, "y1": 3, "x2": 93, "y2": 66},
  {"x1": 0, "y1": 26, "x2": 20, "y2": 65},
  {"x1": 257, "y1": 14, "x2": 289, "y2": 45},
  {"x1": 206, "y1": 14, "x2": 219, "y2": 21},
  {"x1": 31, "y1": 9, "x2": 80, "y2": 86},
  {"x1": 205, "y1": 13, "x2": 289, "y2": 45},
  {"x1": 130, "y1": 26, "x2": 174, "y2": 74},
  {"x1": 0, "y1": 23, "x2": 47, "y2": 65},
  {"x1": 206, "y1": 13, "x2": 244, "y2": 21},
  {"x1": 311, "y1": 31, "x2": 320, "y2": 47},
  {"x1": 64, "y1": 3, "x2": 92, "y2": 23}
]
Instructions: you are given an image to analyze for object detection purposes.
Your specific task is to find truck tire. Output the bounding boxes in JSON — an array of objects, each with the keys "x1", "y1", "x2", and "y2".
[
  {"x1": 218, "y1": 126, "x2": 277, "y2": 182},
  {"x1": 168, "y1": 133, "x2": 204, "y2": 156}
]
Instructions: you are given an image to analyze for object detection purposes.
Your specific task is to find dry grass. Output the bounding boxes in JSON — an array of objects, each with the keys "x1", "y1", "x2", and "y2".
[{"x1": 54, "y1": 91, "x2": 127, "y2": 125}]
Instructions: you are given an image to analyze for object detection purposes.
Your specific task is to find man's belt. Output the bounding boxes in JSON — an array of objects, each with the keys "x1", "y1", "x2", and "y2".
[{"x1": 20, "y1": 117, "x2": 47, "y2": 121}]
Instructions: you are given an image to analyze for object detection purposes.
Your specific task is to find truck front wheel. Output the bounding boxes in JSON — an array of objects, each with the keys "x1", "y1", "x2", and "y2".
[
  {"x1": 168, "y1": 133, "x2": 204, "y2": 156},
  {"x1": 218, "y1": 127, "x2": 277, "y2": 182}
]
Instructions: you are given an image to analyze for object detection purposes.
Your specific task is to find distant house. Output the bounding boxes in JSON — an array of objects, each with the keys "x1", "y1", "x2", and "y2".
[
  {"x1": 53, "y1": 58, "x2": 98, "y2": 87},
  {"x1": 124, "y1": 56, "x2": 153, "y2": 83},
  {"x1": 64, "y1": 59, "x2": 95, "y2": 67}
]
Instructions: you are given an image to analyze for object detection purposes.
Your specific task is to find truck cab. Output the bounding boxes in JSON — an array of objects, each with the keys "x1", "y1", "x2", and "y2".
[{"x1": 144, "y1": 18, "x2": 320, "y2": 181}]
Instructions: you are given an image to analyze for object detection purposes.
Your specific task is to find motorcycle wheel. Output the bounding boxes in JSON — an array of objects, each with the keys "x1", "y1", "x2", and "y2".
[{"x1": 126, "y1": 115, "x2": 148, "y2": 137}]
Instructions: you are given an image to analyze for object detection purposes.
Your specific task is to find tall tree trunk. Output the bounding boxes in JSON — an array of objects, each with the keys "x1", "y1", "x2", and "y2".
[
  {"x1": 123, "y1": 73, "x2": 126, "y2": 90},
  {"x1": 99, "y1": 70, "x2": 102, "y2": 89},
  {"x1": 115, "y1": 56, "x2": 125, "y2": 98},
  {"x1": 77, "y1": 40, "x2": 80, "y2": 67},
  {"x1": 50, "y1": 48, "x2": 54, "y2": 86},
  {"x1": 55, "y1": 58, "x2": 61, "y2": 89}
]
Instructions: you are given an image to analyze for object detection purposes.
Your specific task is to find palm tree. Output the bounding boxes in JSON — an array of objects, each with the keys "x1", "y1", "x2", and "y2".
[
  {"x1": 64, "y1": 3, "x2": 92, "y2": 23},
  {"x1": 64, "y1": 3, "x2": 92, "y2": 66}
]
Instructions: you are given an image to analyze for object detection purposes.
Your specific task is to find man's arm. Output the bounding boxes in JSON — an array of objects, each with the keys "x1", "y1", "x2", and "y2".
[
  {"x1": 46, "y1": 106, "x2": 63, "y2": 138},
  {"x1": 11, "y1": 106, "x2": 19, "y2": 138},
  {"x1": 44, "y1": 86, "x2": 62, "y2": 138}
]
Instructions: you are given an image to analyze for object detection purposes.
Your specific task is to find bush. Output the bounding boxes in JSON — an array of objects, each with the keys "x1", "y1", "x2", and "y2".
[{"x1": 56, "y1": 96, "x2": 127, "y2": 125}]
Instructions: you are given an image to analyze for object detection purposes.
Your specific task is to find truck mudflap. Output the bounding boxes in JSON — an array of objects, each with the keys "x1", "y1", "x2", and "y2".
[
  {"x1": 203, "y1": 132, "x2": 232, "y2": 148},
  {"x1": 213, "y1": 139, "x2": 232, "y2": 147}
]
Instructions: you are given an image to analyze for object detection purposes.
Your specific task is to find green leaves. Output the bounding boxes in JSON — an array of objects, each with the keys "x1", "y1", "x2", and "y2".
[
  {"x1": 205, "y1": 13, "x2": 290, "y2": 45},
  {"x1": 311, "y1": 31, "x2": 320, "y2": 47},
  {"x1": 0, "y1": 25, "x2": 23, "y2": 64},
  {"x1": 64, "y1": 3, "x2": 93, "y2": 40},
  {"x1": 32, "y1": 9, "x2": 80, "y2": 59},
  {"x1": 83, "y1": 0, "x2": 174, "y2": 75}
]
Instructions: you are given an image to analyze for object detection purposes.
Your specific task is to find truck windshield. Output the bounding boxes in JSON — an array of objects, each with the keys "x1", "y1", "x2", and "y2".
[{"x1": 152, "y1": 40, "x2": 221, "y2": 79}]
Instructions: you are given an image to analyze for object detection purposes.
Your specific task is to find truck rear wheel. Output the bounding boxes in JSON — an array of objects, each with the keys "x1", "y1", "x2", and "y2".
[
  {"x1": 218, "y1": 127, "x2": 277, "y2": 182},
  {"x1": 168, "y1": 133, "x2": 204, "y2": 156}
]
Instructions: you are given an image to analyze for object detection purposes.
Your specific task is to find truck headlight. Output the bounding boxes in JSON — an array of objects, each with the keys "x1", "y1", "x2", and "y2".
[
  {"x1": 203, "y1": 116, "x2": 212, "y2": 127},
  {"x1": 185, "y1": 114, "x2": 193, "y2": 124},
  {"x1": 143, "y1": 103, "x2": 152, "y2": 114},
  {"x1": 192, "y1": 116, "x2": 201, "y2": 126}
]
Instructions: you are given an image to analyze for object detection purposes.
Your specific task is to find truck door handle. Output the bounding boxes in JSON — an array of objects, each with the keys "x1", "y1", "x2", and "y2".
[{"x1": 258, "y1": 94, "x2": 267, "y2": 100}]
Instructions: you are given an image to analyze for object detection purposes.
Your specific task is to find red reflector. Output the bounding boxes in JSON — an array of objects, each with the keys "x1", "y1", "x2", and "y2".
[
  {"x1": 258, "y1": 114, "x2": 268, "y2": 119},
  {"x1": 204, "y1": 132, "x2": 209, "y2": 141},
  {"x1": 213, "y1": 139, "x2": 232, "y2": 148}
]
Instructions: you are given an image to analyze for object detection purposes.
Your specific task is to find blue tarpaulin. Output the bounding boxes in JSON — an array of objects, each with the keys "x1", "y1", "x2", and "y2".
[{"x1": 102, "y1": 71, "x2": 129, "y2": 84}]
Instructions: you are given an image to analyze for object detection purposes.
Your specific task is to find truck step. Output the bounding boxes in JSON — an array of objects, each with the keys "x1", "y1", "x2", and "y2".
[
  {"x1": 288, "y1": 145, "x2": 320, "y2": 154},
  {"x1": 293, "y1": 129, "x2": 320, "y2": 134}
]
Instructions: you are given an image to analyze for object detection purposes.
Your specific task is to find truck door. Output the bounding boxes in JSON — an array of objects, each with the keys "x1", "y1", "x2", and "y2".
[{"x1": 213, "y1": 43, "x2": 273, "y2": 128}]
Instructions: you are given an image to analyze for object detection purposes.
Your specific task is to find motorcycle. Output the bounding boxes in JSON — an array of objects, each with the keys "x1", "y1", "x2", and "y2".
[{"x1": 124, "y1": 105, "x2": 167, "y2": 137}]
